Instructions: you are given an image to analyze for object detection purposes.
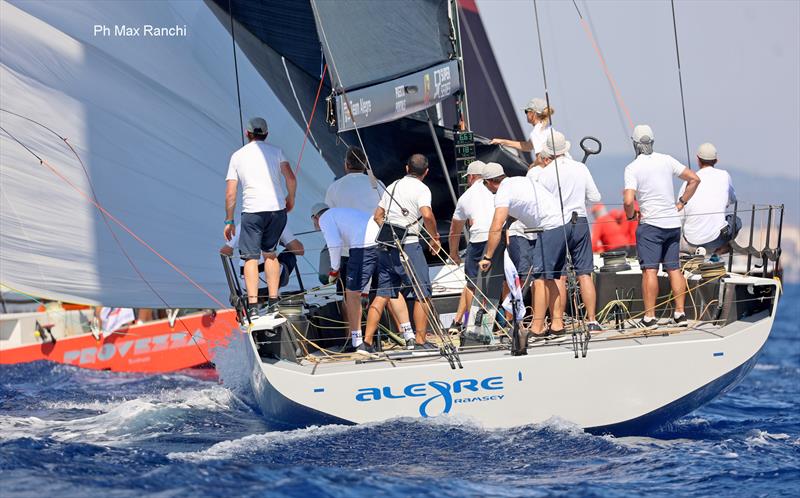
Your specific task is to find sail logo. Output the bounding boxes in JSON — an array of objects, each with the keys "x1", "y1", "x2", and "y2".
[
  {"x1": 355, "y1": 376, "x2": 504, "y2": 417},
  {"x1": 432, "y1": 66, "x2": 451, "y2": 99}
]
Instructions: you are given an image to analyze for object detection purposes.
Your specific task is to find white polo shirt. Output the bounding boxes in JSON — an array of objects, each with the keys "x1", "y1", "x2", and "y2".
[
  {"x1": 319, "y1": 208, "x2": 380, "y2": 271},
  {"x1": 324, "y1": 172, "x2": 386, "y2": 214},
  {"x1": 529, "y1": 122, "x2": 550, "y2": 154},
  {"x1": 538, "y1": 156, "x2": 601, "y2": 220},
  {"x1": 624, "y1": 152, "x2": 687, "y2": 229},
  {"x1": 494, "y1": 177, "x2": 563, "y2": 233},
  {"x1": 378, "y1": 176, "x2": 432, "y2": 244},
  {"x1": 679, "y1": 167, "x2": 736, "y2": 245},
  {"x1": 226, "y1": 141, "x2": 288, "y2": 213},
  {"x1": 452, "y1": 181, "x2": 494, "y2": 243}
]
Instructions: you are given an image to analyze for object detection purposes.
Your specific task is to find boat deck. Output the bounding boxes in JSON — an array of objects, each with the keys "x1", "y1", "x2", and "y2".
[{"x1": 261, "y1": 311, "x2": 767, "y2": 376}]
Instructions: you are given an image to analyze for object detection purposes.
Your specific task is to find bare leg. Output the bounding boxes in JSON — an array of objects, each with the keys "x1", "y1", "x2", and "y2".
[
  {"x1": 642, "y1": 269, "x2": 659, "y2": 317},
  {"x1": 577, "y1": 274, "x2": 597, "y2": 322},
  {"x1": 386, "y1": 295, "x2": 411, "y2": 325},
  {"x1": 364, "y1": 296, "x2": 389, "y2": 345},
  {"x1": 545, "y1": 279, "x2": 564, "y2": 330},
  {"x1": 453, "y1": 287, "x2": 473, "y2": 324},
  {"x1": 531, "y1": 279, "x2": 547, "y2": 333},
  {"x1": 262, "y1": 252, "x2": 280, "y2": 299},
  {"x1": 667, "y1": 269, "x2": 686, "y2": 314},
  {"x1": 413, "y1": 299, "x2": 430, "y2": 344},
  {"x1": 243, "y1": 259, "x2": 260, "y2": 304},
  {"x1": 344, "y1": 290, "x2": 362, "y2": 333}
]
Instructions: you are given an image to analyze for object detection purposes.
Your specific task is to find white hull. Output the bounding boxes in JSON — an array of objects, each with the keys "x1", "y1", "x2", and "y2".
[{"x1": 245, "y1": 277, "x2": 779, "y2": 435}]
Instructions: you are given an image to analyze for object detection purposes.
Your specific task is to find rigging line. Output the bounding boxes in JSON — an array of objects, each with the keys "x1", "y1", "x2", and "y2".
[
  {"x1": 571, "y1": 0, "x2": 634, "y2": 132},
  {"x1": 670, "y1": 0, "x2": 692, "y2": 169},
  {"x1": 458, "y1": 6, "x2": 517, "y2": 139},
  {"x1": 0, "y1": 124, "x2": 228, "y2": 310},
  {"x1": 293, "y1": 64, "x2": 328, "y2": 177},
  {"x1": 228, "y1": 0, "x2": 245, "y2": 146},
  {"x1": 282, "y1": 57, "x2": 322, "y2": 155}
]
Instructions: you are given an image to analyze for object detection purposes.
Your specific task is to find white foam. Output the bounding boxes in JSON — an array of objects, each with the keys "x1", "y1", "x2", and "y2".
[
  {"x1": 754, "y1": 364, "x2": 780, "y2": 371},
  {"x1": 168, "y1": 423, "x2": 358, "y2": 461},
  {"x1": 745, "y1": 429, "x2": 791, "y2": 447},
  {"x1": 211, "y1": 329, "x2": 253, "y2": 396}
]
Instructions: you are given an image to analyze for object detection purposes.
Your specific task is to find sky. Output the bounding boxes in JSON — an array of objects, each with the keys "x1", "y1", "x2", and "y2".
[{"x1": 476, "y1": 0, "x2": 800, "y2": 181}]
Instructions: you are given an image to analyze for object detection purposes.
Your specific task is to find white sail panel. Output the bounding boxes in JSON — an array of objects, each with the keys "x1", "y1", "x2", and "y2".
[{"x1": 0, "y1": 1, "x2": 332, "y2": 308}]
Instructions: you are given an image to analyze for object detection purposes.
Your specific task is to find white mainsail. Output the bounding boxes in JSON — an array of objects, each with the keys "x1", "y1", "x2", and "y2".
[{"x1": 0, "y1": 0, "x2": 333, "y2": 308}]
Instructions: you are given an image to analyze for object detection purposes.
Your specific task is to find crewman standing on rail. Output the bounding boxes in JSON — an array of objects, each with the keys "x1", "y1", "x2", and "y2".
[
  {"x1": 447, "y1": 160, "x2": 493, "y2": 333},
  {"x1": 224, "y1": 117, "x2": 297, "y2": 320},
  {"x1": 478, "y1": 163, "x2": 564, "y2": 337},
  {"x1": 679, "y1": 143, "x2": 739, "y2": 255},
  {"x1": 537, "y1": 131, "x2": 603, "y2": 333},
  {"x1": 364, "y1": 154, "x2": 440, "y2": 352},
  {"x1": 623, "y1": 124, "x2": 701, "y2": 329}
]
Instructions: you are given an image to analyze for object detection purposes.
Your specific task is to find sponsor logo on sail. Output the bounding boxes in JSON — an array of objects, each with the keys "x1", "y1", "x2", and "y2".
[{"x1": 355, "y1": 376, "x2": 504, "y2": 417}]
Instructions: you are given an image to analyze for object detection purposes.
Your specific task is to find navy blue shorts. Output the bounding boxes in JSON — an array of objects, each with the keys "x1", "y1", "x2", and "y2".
[
  {"x1": 239, "y1": 210, "x2": 287, "y2": 260},
  {"x1": 539, "y1": 225, "x2": 568, "y2": 279},
  {"x1": 464, "y1": 241, "x2": 486, "y2": 282},
  {"x1": 565, "y1": 217, "x2": 594, "y2": 276},
  {"x1": 346, "y1": 247, "x2": 379, "y2": 292},
  {"x1": 507, "y1": 236, "x2": 537, "y2": 283},
  {"x1": 637, "y1": 223, "x2": 681, "y2": 271},
  {"x1": 376, "y1": 242, "x2": 432, "y2": 299}
]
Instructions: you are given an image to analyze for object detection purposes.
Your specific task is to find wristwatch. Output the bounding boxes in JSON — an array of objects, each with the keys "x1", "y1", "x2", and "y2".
[
  {"x1": 678, "y1": 196, "x2": 687, "y2": 205},
  {"x1": 482, "y1": 254, "x2": 492, "y2": 261}
]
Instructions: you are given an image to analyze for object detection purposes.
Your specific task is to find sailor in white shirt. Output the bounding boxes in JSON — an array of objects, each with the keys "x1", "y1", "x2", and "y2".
[
  {"x1": 623, "y1": 124, "x2": 701, "y2": 329},
  {"x1": 478, "y1": 163, "x2": 565, "y2": 337},
  {"x1": 220, "y1": 224, "x2": 304, "y2": 295},
  {"x1": 311, "y1": 204, "x2": 413, "y2": 353},
  {"x1": 538, "y1": 131, "x2": 603, "y2": 332},
  {"x1": 364, "y1": 154, "x2": 441, "y2": 352},
  {"x1": 224, "y1": 117, "x2": 297, "y2": 319},
  {"x1": 324, "y1": 146, "x2": 385, "y2": 213},
  {"x1": 679, "y1": 143, "x2": 738, "y2": 254},
  {"x1": 447, "y1": 160, "x2": 493, "y2": 331},
  {"x1": 490, "y1": 97, "x2": 554, "y2": 158}
]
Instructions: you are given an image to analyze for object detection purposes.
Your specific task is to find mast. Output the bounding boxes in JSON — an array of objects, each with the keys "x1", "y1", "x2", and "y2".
[{"x1": 450, "y1": 0, "x2": 471, "y2": 131}]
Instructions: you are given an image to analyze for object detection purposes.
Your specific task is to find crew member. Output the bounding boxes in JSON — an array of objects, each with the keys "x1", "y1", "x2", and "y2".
[
  {"x1": 219, "y1": 223, "x2": 304, "y2": 296},
  {"x1": 477, "y1": 162, "x2": 564, "y2": 337},
  {"x1": 537, "y1": 131, "x2": 603, "y2": 332},
  {"x1": 224, "y1": 117, "x2": 297, "y2": 319},
  {"x1": 490, "y1": 97, "x2": 553, "y2": 158},
  {"x1": 623, "y1": 124, "x2": 701, "y2": 329},
  {"x1": 448, "y1": 160, "x2": 493, "y2": 333},
  {"x1": 591, "y1": 204, "x2": 630, "y2": 253},
  {"x1": 679, "y1": 143, "x2": 738, "y2": 254},
  {"x1": 311, "y1": 204, "x2": 414, "y2": 354},
  {"x1": 364, "y1": 154, "x2": 441, "y2": 351},
  {"x1": 324, "y1": 146, "x2": 385, "y2": 213}
]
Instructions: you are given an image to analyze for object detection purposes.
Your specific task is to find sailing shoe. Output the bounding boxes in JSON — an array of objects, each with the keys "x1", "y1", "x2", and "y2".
[
  {"x1": 673, "y1": 313, "x2": 689, "y2": 327},
  {"x1": 640, "y1": 317, "x2": 658, "y2": 330},
  {"x1": 247, "y1": 304, "x2": 261, "y2": 322},
  {"x1": 447, "y1": 321, "x2": 463, "y2": 336},
  {"x1": 586, "y1": 321, "x2": 603, "y2": 334},
  {"x1": 404, "y1": 336, "x2": 416, "y2": 350},
  {"x1": 413, "y1": 341, "x2": 439, "y2": 351},
  {"x1": 356, "y1": 342, "x2": 377, "y2": 356}
]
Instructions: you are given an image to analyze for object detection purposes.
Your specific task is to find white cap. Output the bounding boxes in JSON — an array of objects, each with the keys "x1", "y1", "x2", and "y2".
[
  {"x1": 632, "y1": 124, "x2": 654, "y2": 144},
  {"x1": 697, "y1": 142, "x2": 717, "y2": 161},
  {"x1": 523, "y1": 98, "x2": 547, "y2": 114},
  {"x1": 481, "y1": 162, "x2": 505, "y2": 180},
  {"x1": 247, "y1": 117, "x2": 268, "y2": 135},
  {"x1": 462, "y1": 160, "x2": 486, "y2": 177},
  {"x1": 310, "y1": 202, "x2": 329, "y2": 218},
  {"x1": 541, "y1": 130, "x2": 571, "y2": 157}
]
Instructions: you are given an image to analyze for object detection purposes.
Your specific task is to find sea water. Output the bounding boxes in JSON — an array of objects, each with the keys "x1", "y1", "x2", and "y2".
[{"x1": 1, "y1": 286, "x2": 798, "y2": 497}]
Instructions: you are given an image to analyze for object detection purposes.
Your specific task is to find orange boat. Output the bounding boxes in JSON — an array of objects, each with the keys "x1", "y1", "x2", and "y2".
[{"x1": 0, "y1": 307, "x2": 239, "y2": 373}]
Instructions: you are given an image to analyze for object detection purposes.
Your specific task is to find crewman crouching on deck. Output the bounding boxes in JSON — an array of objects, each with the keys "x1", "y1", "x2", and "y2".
[
  {"x1": 364, "y1": 154, "x2": 441, "y2": 352},
  {"x1": 478, "y1": 162, "x2": 564, "y2": 338},
  {"x1": 312, "y1": 203, "x2": 412, "y2": 355}
]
